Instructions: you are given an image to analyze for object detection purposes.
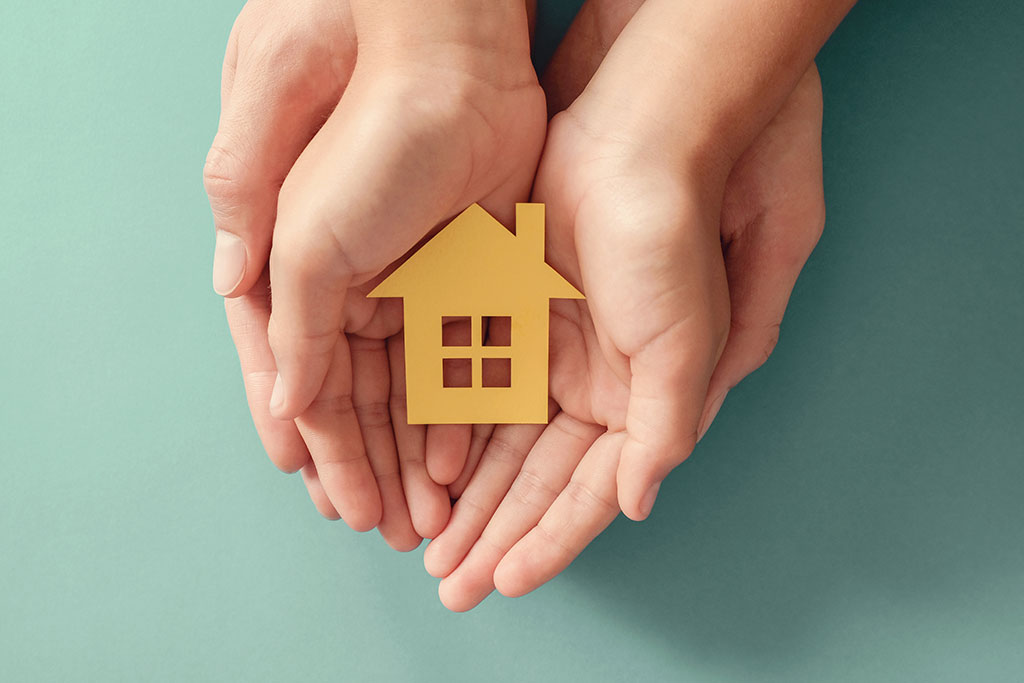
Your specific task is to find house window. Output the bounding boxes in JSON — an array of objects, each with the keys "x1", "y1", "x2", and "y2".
[
  {"x1": 441, "y1": 316, "x2": 471, "y2": 346},
  {"x1": 483, "y1": 316, "x2": 511, "y2": 346},
  {"x1": 442, "y1": 358, "x2": 472, "y2": 387},
  {"x1": 440, "y1": 315, "x2": 513, "y2": 389},
  {"x1": 482, "y1": 358, "x2": 511, "y2": 387}
]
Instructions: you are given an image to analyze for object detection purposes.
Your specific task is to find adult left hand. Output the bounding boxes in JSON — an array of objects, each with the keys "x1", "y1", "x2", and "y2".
[{"x1": 425, "y1": 0, "x2": 833, "y2": 611}]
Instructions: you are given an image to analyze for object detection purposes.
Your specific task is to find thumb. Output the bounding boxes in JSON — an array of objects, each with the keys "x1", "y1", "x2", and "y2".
[
  {"x1": 264, "y1": 80, "x2": 481, "y2": 418},
  {"x1": 574, "y1": 185, "x2": 731, "y2": 522},
  {"x1": 203, "y1": 13, "x2": 353, "y2": 297}
]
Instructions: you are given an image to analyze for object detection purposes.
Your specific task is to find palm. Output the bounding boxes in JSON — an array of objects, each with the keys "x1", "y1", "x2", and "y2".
[
  {"x1": 547, "y1": 298, "x2": 627, "y2": 429},
  {"x1": 538, "y1": 108, "x2": 729, "y2": 453}
]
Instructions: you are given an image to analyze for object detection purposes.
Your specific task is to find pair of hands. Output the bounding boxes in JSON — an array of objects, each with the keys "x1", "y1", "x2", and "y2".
[{"x1": 205, "y1": 0, "x2": 826, "y2": 611}]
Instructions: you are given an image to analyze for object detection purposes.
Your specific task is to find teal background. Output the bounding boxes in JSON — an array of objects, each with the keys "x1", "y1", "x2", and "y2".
[{"x1": 2, "y1": 0, "x2": 1022, "y2": 681}]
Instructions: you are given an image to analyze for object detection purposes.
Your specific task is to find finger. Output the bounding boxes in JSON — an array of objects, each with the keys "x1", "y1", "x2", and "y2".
[
  {"x1": 300, "y1": 462, "x2": 340, "y2": 520},
  {"x1": 615, "y1": 309, "x2": 725, "y2": 521},
  {"x1": 204, "y1": 9, "x2": 354, "y2": 298},
  {"x1": 437, "y1": 414, "x2": 601, "y2": 612},
  {"x1": 447, "y1": 424, "x2": 494, "y2": 500},
  {"x1": 700, "y1": 66, "x2": 826, "y2": 439},
  {"x1": 423, "y1": 423, "x2": 545, "y2": 579},
  {"x1": 424, "y1": 316, "x2": 475, "y2": 485},
  {"x1": 387, "y1": 334, "x2": 451, "y2": 539},
  {"x1": 349, "y1": 336, "x2": 421, "y2": 551},
  {"x1": 493, "y1": 431, "x2": 625, "y2": 599},
  {"x1": 224, "y1": 268, "x2": 310, "y2": 474},
  {"x1": 425, "y1": 425, "x2": 472, "y2": 486},
  {"x1": 293, "y1": 333, "x2": 382, "y2": 532}
]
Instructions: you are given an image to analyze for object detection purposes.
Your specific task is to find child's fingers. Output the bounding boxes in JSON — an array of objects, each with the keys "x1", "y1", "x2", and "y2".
[
  {"x1": 425, "y1": 425, "x2": 472, "y2": 486},
  {"x1": 293, "y1": 333, "x2": 382, "y2": 533},
  {"x1": 437, "y1": 414, "x2": 600, "y2": 612},
  {"x1": 387, "y1": 335, "x2": 451, "y2": 539},
  {"x1": 349, "y1": 335, "x2": 422, "y2": 551},
  {"x1": 204, "y1": 9, "x2": 354, "y2": 299},
  {"x1": 447, "y1": 424, "x2": 494, "y2": 500},
  {"x1": 423, "y1": 423, "x2": 545, "y2": 579},
  {"x1": 493, "y1": 431, "x2": 624, "y2": 599},
  {"x1": 300, "y1": 462, "x2": 341, "y2": 521},
  {"x1": 223, "y1": 269, "x2": 310, "y2": 474},
  {"x1": 424, "y1": 318, "x2": 475, "y2": 485}
]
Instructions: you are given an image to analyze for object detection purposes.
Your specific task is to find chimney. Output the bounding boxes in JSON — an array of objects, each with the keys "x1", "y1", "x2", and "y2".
[{"x1": 516, "y1": 203, "x2": 545, "y2": 262}]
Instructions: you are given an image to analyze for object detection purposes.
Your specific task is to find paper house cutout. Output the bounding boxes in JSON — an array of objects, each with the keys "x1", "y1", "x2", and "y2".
[{"x1": 368, "y1": 203, "x2": 583, "y2": 424}]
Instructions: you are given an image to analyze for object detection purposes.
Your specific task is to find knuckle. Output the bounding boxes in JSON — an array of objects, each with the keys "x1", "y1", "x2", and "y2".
[
  {"x1": 353, "y1": 400, "x2": 391, "y2": 430},
  {"x1": 534, "y1": 520, "x2": 577, "y2": 559},
  {"x1": 711, "y1": 308, "x2": 732, "y2": 358},
  {"x1": 373, "y1": 468, "x2": 401, "y2": 485},
  {"x1": 483, "y1": 435, "x2": 528, "y2": 468},
  {"x1": 761, "y1": 324, "x2": 781, "y2": 365},
  {"x1": 388, "y1": 387, "x2": 408, "y2": 407},
  {"x1": 775, "y1": 198, "x2": 827, "y2": 271},
  {"x1": 270, "y1": 246, "x2": 321, "y2": 293},
  {"x1": 234, "y1": 12, "x2": 349, "y2": 106},
  {"x1": 270, "y1": 227, "x2": 351, "y2": 288},
  {"x1": 508, "y1": 469, "x2": 559, "y2": 509},
  {"x1": 202, "y1": 140, "x2": 251, "y2": 207},
  {"x1": 265, "y1": 316, "x2": 291, "y2": 357},
  {"x1": 553, "y1": 413, "x2": 599, "y2": 443},
  {"x1": 809, "y1": 197, "x2": 827, "y2": 242},
  {"x1": 306, "y1": 393, "x2": 355, "y2": 419},
  {"x1": 453, "y1": 494, "x2": 489, "y2": 518},
  {"x1": 729, "y1": 317, "x2": 782, "y2": 373},
  {"x1": 267, "y1": 320, "x2": 337, "y2": 361},
  {"x1": 563, "y1": 479, "x2": 617, "y2": 515}
]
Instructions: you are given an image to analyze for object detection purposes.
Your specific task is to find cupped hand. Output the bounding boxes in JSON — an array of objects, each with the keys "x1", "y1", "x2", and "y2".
[
  {"x1": 204, "y1": 0, "x2": 546, "y2": 544},
  {"x1": 426, "y1": 0, "x2": 826, "y2": 610}
]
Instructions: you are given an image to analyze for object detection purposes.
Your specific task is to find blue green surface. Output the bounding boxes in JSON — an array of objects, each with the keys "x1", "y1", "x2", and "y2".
[{"x1": 1, "y1": 1, "x2": 1022, "y2": 680}]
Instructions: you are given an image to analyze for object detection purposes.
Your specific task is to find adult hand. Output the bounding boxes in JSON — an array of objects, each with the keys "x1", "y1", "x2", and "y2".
[
  {"x1": 203, "y1": 0, "x2": 545, "y2": 544},
  {"x1": 426, "y1": 0, "x2": 832, "y2": 610}
]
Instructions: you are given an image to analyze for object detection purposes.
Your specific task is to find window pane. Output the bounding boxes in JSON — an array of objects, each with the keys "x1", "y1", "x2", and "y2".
[
  {"x1": 483, "y1": 316, "x2": 511, "y2": 346},
  {"x1": 442, "y1": 316, "x2": 471, "y2": 346},
  {"x1": 443, "y1": 358, "x2": 472, "y2": 387},
  {"x1": 482, "y1": 358, "x2": 511, "y2": 387}
]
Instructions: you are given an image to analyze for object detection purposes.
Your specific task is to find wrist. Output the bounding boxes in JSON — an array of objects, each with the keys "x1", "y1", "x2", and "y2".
[
  {"x1": 351, "y1": 0, "x2": 537, "y2": 91},
  {"x1": 563, "y1": 91, "x2": 735, "y2": 201}
]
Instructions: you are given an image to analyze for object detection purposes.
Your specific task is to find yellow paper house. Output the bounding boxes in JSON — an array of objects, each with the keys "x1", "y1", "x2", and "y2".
[{"x1": 368, "y1": 203, "x2": 583, "y2": 424}]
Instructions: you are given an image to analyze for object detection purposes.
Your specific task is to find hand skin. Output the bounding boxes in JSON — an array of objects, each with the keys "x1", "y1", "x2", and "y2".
[
  {"x1": 425, "y1": 0, "x2": 843, "y2": 611},
  {"x1": 204, "y1": 0, "x2": 545, "y2": 545}
]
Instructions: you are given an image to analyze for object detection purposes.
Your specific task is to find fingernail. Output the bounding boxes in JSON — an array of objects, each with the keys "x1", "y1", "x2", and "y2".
[
  {"x1": 269, "y1": 374, "x2": 285, "y2": 415},
  {"x1": 698, "y1": 392, "x2": 728, "y2": 442},
  {"x1": 640, "y1": 482, "x2": 660, "y2": 519},
  {"x1": 212, "y1": 230, "x2": 247, "y2": 295}
]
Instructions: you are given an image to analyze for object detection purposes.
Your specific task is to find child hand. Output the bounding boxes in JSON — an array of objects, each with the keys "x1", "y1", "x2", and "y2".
[
  {"x1": 204, "y1": 0, "x2": 545, "y2": 540},
  {"x1": 427, "y1": 0, "x2": 830, "y2": 610}
]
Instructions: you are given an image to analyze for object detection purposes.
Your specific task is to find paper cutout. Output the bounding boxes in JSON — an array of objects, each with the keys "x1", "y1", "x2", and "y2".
[{"x1": 368, "y1": 203, "x2": 583, "y2": 424}]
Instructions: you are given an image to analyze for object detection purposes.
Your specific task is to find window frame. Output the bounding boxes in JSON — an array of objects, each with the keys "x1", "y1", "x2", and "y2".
[{"x1": 439, "y1": 314, "x2": 513, "y2": 389}]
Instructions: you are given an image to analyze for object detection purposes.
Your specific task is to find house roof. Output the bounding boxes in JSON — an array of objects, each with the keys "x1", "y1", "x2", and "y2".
[{"x1": 368, "y1": 203, "x2": 584, "y2": 301}]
